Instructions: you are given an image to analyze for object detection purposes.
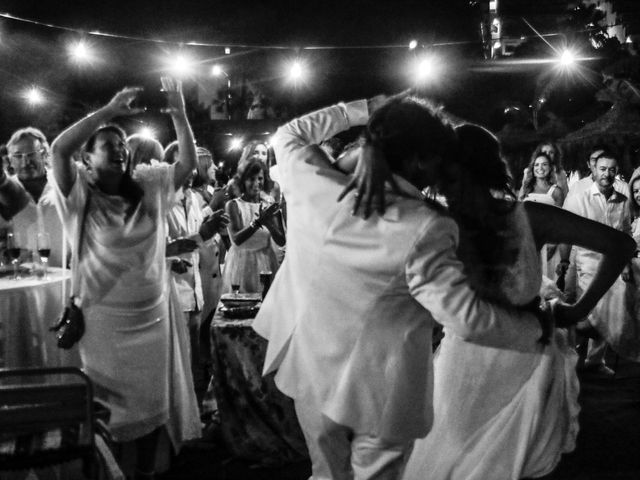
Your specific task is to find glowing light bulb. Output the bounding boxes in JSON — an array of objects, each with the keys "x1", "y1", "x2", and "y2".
[
  {"x1": 167, "y1": 53, "x2": 194, "y2": 77},
  {"x1": 229, "y1": 137, "x2": 243, "y2": 151},
  {"x1": 211, "y1": 65, "x2": 224, "y2": 76},
  {"x1": 289, "y1": 61, "x2": 304, "y2": 81},
  {"x1": 139, "y1": 127, "x2": 156, "y2": 140},
  {"x1": 69, "y1": 41, "x2": 93, "y2": 63},
  {"x1": 409, "y1": 40, "x2": 418, "y2": 50},
  {"x1": 413, "y1": 55, "x2": 442, "y2": 83},
  {"x1": 23, "y1": 87, "x2": 44, "y2": 106},
  {"x1": 559, "y1": 49, "x2": 576, "y2": 67}
]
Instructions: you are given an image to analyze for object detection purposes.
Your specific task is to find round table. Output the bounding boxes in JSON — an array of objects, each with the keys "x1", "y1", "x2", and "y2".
[{"x1": 0, "y1": 267, "x2": 80, "y2": 368}]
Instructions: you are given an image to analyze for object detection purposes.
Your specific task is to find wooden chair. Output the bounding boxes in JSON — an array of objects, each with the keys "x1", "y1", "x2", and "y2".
[{"x1": 0, "y1": 367, "x2": 98, "y2": 477}]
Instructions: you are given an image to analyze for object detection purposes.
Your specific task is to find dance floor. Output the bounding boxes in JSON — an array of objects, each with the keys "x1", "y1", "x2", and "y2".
[{"x1": 159, "y1": 352, "x2": 640, "y2": 480}]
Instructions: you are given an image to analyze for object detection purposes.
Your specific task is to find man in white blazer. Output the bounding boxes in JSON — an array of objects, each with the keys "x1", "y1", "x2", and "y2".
[{"x1": 252, "y1": 96, "x2": 544, "y2": 480}]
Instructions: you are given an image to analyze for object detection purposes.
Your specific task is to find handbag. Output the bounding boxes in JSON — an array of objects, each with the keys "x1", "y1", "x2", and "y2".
[{"x1": 50, "y1": 191, "x2": 91, "y2": 349}]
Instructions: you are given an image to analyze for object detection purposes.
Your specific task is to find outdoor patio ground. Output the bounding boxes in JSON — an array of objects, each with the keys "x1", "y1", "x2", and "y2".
[{"x1": 159, "y1": 352, "x2": 640, "y2": 480}]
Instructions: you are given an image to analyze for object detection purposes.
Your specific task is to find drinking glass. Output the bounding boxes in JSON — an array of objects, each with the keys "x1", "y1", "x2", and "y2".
[
  {"x1": 259, "y1": 271, "x2": 272, "y2": 299},
  {"x1": 231, "y1": 283, "x2": 241, "y2": 295},
  {"x1": 6, "y1": 232, "x2": 21, "y2": 280},
  {"x1": 37, "y1": 232, "x2": 51, "y2": 279}
]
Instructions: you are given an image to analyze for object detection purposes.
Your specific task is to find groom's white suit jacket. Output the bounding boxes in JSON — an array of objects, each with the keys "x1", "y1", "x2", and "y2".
[{"x1": 253, "y1": 101, "x2": 541, "y2": 442}]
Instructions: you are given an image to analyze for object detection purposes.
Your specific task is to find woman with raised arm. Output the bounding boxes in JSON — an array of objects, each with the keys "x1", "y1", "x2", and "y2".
[
  {"x1": 49, "y1": 78, "x2": 199, "y2": 480},
  {"x1": 345, "y1": 122, "x2": 635, "y2": 480}
]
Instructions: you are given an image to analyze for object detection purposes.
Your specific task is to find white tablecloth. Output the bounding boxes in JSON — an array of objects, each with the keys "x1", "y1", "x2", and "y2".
[{"x1": 0, "y1": 267, "x2": 80, "y2": 368}]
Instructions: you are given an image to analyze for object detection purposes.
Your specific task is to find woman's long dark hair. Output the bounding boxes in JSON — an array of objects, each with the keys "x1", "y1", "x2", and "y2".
[
  {"x1": 85, "y1": 124, "x2": 143, "y2": 209},
  {"x1": 519, "y1": 152, "x2": 554, "y2": 200},
  {"x1": 446, "y1": 124, "x2": 518, "y2": 276}
]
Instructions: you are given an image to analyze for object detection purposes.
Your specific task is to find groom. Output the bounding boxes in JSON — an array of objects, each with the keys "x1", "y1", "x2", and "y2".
[{"x1": 252, "y1": 95, "x2": 544, "y2": 480}]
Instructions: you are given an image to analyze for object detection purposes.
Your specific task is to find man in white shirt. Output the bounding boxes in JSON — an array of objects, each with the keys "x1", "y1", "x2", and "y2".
[
  {"x1": 559, "y1": 151, "x2": 632, "y2": 375},
  {"x1": 0, "y1": 127, "x2": 65, "y2": 267},
  {"x1": 562, "y1": 146, "x2": 628, "y2": 302},
  {"x1": 253, "y1": 96, "x2": 546, "y2": 480}
]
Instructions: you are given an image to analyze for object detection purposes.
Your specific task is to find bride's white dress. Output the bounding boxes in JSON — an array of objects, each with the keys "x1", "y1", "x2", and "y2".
[{"x1": 402, "y1": 203, "x2": 580, "y2": 480}]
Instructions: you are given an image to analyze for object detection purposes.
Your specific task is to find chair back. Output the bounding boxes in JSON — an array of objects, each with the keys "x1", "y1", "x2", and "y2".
[{"x1": 0, "y1": 367, "x2": 95, "y2": 472}]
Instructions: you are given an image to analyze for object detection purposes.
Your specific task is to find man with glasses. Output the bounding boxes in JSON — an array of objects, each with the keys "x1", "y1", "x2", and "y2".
[{"x1": 0, "y1": 127, "x2": 65, "y2": 267}]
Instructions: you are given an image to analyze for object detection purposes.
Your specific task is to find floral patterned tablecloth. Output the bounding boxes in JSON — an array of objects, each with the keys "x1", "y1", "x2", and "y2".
[{"x1": 210, "y1": 309, "x2": 309, "y2": 467}]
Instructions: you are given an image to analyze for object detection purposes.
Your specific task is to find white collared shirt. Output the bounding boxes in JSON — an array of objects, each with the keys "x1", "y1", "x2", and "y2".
[
  {"x1": 564, "y1": 181, "x2": 631, "y2": 271},
  {"x1": 565, "y1": 175, "x2": 628, "y2": 205}
]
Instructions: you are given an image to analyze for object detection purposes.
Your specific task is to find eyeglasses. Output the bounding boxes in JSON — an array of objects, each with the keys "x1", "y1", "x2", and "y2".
[{"x1": 9, "y1": 148, "x2": 46, "y2": 163}]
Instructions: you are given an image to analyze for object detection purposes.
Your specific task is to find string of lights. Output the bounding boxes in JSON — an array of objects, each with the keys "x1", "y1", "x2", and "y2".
[
  {"x1": 0, "y1": 10, "x2": 589, "y2": 52},
  {"x1": 0, "y1": 10, "x2": 594, "y2": 152}
]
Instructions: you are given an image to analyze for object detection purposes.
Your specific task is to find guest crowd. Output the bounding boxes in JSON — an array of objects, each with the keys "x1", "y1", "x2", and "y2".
[{"x1": 1, "y1": 79, "x2": 640, "y2": 480}]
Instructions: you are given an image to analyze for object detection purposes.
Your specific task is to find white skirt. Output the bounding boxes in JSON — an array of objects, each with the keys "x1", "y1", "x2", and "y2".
[{"x1": 81, "y1": 300, "x2": 170, "y2": 442}]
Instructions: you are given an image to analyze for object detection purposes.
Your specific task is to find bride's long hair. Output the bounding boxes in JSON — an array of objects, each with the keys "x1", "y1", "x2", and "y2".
[{"x1": 444, "y1": 124, "x2": 518, "y2": 275}]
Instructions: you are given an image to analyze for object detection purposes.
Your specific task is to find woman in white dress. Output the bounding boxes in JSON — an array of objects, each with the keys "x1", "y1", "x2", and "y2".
[
  {"x1": 222, "y1": 159, "x2": 285, "y2": 294},
  {"x1": 400, "y1": 125, "x2": 634, "y2": 480},
  {"x1": 50, "y1": 78, "x2": 199, "y2": 479},
  {"x1": 518, "y1": 151, "x2": 564, "y2": 278},
  {"x1": 345, "y1": 122, "x2": 634, "y2": 480}
]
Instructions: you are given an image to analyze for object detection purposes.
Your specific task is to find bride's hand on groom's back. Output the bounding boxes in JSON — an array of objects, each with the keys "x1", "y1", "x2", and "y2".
[
  {"x1": 338, "y1": 143, "x2": 400, "y2": 219},
  {"x1": 550, "y1": 300, "x2": 582, "y2": 329}
]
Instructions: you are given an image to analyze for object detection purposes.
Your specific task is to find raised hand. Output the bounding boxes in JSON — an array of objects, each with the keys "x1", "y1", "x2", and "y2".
[
  {"x1": 160, "y1": 76, "x2": 186, "y2": 116},
  {"x1": 166, "y1": 238, "x2": 199, "y2": 257},
  {"x1": 105, "y1": 87, "x2": 145, "y2": 117},
  {"x1": 199, "y1": 209, "x2": 230, "y2": 241},
  {"x1": 337, "y1": 143, "x2": 400, "y2": 218},
  {"x1": 255, "y1": 202, "x2": 280, "y2": 227}
]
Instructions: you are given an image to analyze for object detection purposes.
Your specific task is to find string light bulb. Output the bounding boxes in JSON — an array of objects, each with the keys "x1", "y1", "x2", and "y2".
[
  {"x1": 69, "y1": 40, "x2": 94, "y2": 63},
  {"x1": 138, "y1": 127, "x2": 156, "y2": 140},
  {"x1": 412, "y1": 54, "x2": 442, "y2": 84},
  {"x1": 166, "y1": 53, "x2": 194, "y2": 77},
  {"x1": 559, "y1": 49, "x2": 576, "y2": 67},
  {"x1": 286, "y1": 59, "x2": 308, "y2": 85},
  {"x1": 229, "y1": 137, "x2": 243, "y2": 151},
  {"x1": 211, "y1": 64, "x2": 225, "y2": 77},
  {"x1": 23, "y1": 86, "x2": 45, "y2": 106}
]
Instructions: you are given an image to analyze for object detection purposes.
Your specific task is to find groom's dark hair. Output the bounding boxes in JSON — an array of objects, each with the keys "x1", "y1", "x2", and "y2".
[{"x1": 365, "y1": 95, "x2": 457, "y2": 191}]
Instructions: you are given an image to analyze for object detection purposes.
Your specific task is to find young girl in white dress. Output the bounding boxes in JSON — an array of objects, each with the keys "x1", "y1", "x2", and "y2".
[{"x1": 222, "y1": 159, "x2": 285, "y2": 294}]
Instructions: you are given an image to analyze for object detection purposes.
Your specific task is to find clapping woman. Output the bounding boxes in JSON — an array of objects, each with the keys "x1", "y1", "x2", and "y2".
[
  {"x1": 222, "y1": 159, "x2": 285, "y2": 294},
  {"x1": 50, "y1": 78, "x2": 198, "y2": 479}
]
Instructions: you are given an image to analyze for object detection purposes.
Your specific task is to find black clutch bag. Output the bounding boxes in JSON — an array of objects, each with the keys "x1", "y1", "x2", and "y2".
[
  {"x1": 50, "y1": 191, "x2": 91, "y2": 350},
  {"x1": 50, "y1": 296, "x2": 85, "y2": 350}
]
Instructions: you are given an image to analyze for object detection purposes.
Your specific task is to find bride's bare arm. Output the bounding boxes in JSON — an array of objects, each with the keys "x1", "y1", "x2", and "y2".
[{"x1": 523, "y1": 201, "x2": 635, "y2": 325}]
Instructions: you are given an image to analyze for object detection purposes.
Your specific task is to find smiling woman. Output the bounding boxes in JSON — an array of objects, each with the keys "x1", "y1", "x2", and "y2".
[
  {"x1": 222, "y1": 158, "x2": 285, "y2": 294},
  {"x1": 48, "y1": 78, "x2": 200, "y2": 478}
]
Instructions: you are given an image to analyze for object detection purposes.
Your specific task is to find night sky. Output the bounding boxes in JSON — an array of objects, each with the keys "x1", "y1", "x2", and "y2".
[{"x1": 0, "y1": 1, "x2": 563, "y2": 155}]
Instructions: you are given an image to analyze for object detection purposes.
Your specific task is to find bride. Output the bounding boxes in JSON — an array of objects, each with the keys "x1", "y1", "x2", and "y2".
[{"x1": 346, "y1": 122, "x2": 634, "y2": 479}]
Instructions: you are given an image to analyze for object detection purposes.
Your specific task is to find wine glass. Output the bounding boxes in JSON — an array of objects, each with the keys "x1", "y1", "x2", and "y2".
[
  {"x1": 6, "y1": 232, "x2": 21, "y2": 280},
  {"x1": 37, "y1": 232, "x2": 51, "y2": 279}
]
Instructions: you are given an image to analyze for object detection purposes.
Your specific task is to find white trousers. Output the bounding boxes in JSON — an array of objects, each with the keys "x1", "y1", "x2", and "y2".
[{"x1": 294, "y1": 397, "x2": 412, "y2": 480}]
